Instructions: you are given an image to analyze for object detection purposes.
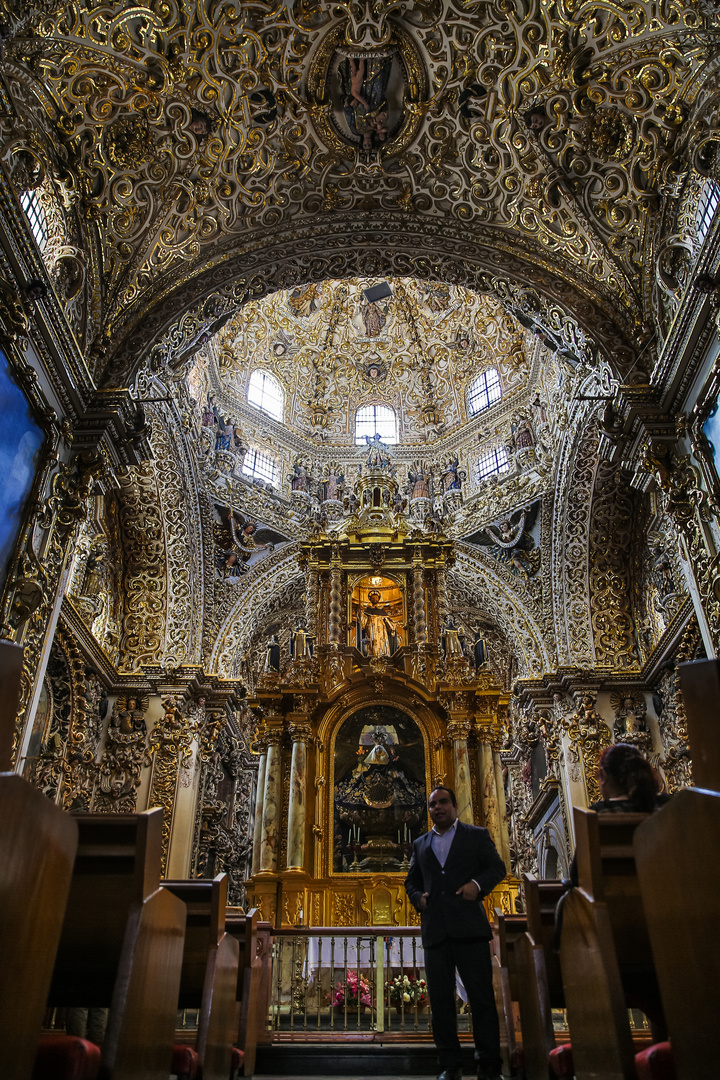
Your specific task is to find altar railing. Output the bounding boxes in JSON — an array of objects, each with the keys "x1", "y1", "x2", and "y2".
[{"x1": 268, "y1": 926, "x2": 470, "y2": 1040}]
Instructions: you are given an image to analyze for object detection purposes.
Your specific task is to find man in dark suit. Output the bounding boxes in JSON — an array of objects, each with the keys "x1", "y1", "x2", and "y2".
[{"x1": 405, "y1": 786, "x2": 506, "y2": 1080}]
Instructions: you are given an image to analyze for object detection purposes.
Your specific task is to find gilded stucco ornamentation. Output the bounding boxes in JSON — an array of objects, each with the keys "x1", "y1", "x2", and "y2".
[
  {"x1": 148, "y1": 693, "x2": 198, "y2": 870},
  {"x1": 95, "y1": 692, "x2": 152, "y2": 813},
  {"x1": 588, "y1": 460, "x2": 639, "y2": 671},
  {"x1": 563, "y1": 692, "x2": 612, "y2": 805}
]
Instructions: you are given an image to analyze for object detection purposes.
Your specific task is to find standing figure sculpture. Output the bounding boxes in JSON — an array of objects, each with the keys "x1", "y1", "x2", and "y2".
[
  {"x1": 358, "y1": 591, "x2": 399, "y2": 657},
  {"x1": 441, "y1": 615, "x2": 464, "y2": 658},
  {"x1": 289, "y1": 618, "x2": 314, "y2": 660}
]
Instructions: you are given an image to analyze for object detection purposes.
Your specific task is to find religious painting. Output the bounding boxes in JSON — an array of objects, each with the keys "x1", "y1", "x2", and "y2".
[
  {"x1": 349, "y1": 573, "x2": 404, "y2": 656},
  {"x1": 332, "y1": 705, "x2": 427, "y2": 874},
  {"x1": 308, "y1": 26, "x2": 427, "y2": 159},
  {"x1": 0, "y1": 347, "x2": 46, "y2": 598}
]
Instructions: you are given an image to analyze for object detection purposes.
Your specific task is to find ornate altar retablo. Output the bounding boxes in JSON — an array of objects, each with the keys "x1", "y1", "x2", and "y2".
[{"x1": 248, "y1": 446, "x2": 517, "y2": 928}]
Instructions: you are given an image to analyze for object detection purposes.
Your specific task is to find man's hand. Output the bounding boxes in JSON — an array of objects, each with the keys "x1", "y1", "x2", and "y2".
[
  {"x1": 456, "y1": 880, "x2": 480, "y2": 900},
  {"x1": 419, "y1": 892, "x2": 429, "y2": 911}
]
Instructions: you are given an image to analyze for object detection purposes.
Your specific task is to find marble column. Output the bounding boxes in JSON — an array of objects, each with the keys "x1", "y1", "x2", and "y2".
[
  {"x1": 259, "y1": 731, "x2": 283, "y2": 874},
  {"x1": 286, "y1": 722, "x2": 311, "y2": 871},
  {"x1": 448, "y1": 719, "x2": 473, "y2": 824},
  {"x1": 412, "y1": 552, "x2": 427, "y2": 644},
  {"x1": 493, "y1": 746, "x2": 512, "y2": 869},
  {"x1": 479, "y1": 740, "x2": 501, "y2": 852},
  {"x1": 251, "y1": 743, "x2": 267, "y2": 876}
]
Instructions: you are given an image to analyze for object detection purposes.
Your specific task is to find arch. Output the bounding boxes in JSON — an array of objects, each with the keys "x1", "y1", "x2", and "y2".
[
  {"x1": 103, "y1": 215, "x2": 639, "y2": 387},
  {"x1": 247, "y1": 368, "x2": 284, "y2": 421},
  {"x1": 450, "y1": 545, "x2": 553, "y2": 677}
]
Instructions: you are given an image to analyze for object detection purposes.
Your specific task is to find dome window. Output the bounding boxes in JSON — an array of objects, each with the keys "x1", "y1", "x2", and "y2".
[
  {"x1": 355, "y1": 404, "x2": 397, "y2": 445},
  {"x1": 475, "y1": 445, "x2": 510, "y2": 481},
  {"x1": 247, "y1": 369, "x2": 284, "y2": 421},
  {"x1": 467, "y1": 368, "x2": 502, "y2": 416},
  {"x1": 242, "y1": 448, "x2": 277, "y2": 486}
]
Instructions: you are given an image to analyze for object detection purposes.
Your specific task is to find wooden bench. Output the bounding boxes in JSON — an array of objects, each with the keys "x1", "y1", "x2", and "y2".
[
  {"x1": 46, "y1": 809, "x2": 186, "y2": 1080},
  {"x1": 492, "y1": 909, "x2": 527, "y2": 1067},
  {"x1": 162, "y1": 874, "x2": 239, "y2": 1080},
  {"x1": 225, "y1": 907, "x2": 262, "y2": 1076},
  {"x1": 1, "y1": 773, "x2": 78, "y2": 1080},
  {"x1": 634, "y1": 787, "x2": 720, "y2": 1080},
  {"x1": 678, "y1": 658, "x2": 720, "y2": 789},
  {"x1": 514, "y1": 876, "x2": 567, "y2": 1080},
  {"x1": 559, "y1": 808, "x2": 658, "y2": 1080}
]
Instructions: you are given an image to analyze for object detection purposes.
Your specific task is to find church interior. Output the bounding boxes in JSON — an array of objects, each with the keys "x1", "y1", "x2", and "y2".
[{"x1": 1, "y1": 1, "x2": 720, "y2": 1079}]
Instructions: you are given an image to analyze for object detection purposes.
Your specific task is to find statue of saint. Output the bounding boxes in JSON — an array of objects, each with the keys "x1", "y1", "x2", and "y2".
[
  {"x1": 358, "y1": 591, "x2": 399, "y2": 657},
  {"x1": 441, "y1": 615, "x2": 464, "y2": 658},
  {"x1": 265, "y1": 634, "x2": 281, "y2": 673},
  {"x1": 289, "y1": 618, "x2": 314, "y2": 659}
]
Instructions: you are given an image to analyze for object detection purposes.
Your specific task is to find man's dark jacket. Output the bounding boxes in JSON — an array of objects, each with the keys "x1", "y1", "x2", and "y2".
[{"x1": 404, "y1": 820, "x2": 507, "y2": 947}]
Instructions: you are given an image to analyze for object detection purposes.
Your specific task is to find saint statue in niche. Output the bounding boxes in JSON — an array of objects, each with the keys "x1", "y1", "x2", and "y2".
[
  {"x1": 358, "y1": 590, "x2": 399, "y2": 657},
  {"x1": 337, "y1": 52, "x2": 393, "y2": 151}
]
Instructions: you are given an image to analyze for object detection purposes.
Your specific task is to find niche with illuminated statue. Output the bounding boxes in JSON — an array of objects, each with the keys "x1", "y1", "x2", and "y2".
[
  {"x1": 349, "y1": 573, "x2": 405, "y2": 657},
  {"x1": 332, "y1": 705, "x2": 427, "y2": 874}
]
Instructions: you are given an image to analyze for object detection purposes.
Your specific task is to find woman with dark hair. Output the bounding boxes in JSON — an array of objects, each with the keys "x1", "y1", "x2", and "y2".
[{"x1": 591, "y1": 742, "x2": 661, "y2": 814}]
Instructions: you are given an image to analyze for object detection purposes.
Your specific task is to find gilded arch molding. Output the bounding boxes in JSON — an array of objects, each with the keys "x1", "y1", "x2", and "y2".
[
  {"x1": 448, "y1": 546, "x2": 553, "y2": 678},
  {"x1": 105, "y1": 214, "x2": 638, "y2": 387}
]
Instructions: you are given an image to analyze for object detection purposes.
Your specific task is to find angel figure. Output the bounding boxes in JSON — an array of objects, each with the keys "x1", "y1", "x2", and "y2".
[
  {"x1": 477, "y1": 505, "x2": 541, "y2": 581},
  {"x1": 214, "y1": 505, "x2": 283, "y2": 578},
  {"x1": 364, "y1": 432, "x2": 391, "y2": 467}
]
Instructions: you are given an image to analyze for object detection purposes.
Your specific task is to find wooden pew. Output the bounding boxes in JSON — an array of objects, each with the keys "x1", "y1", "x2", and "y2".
[
  {"x1": 492, "y1": 909, "x2": 527, "y2": 1066},
  {"x1": 47, "y1": 809, "x2": 186, "y2": 1080},
  {"x1": 515, "y1": 876, "x2": 566, "y2": 1080},
  {"x1": 634, "y1": 788, "x2": 720, "y2": 1080},
  {"x1": 559, "y1": 808, "x2": 658, "y2": 1080},
  {"x1": 162, "y1": 874, "x2": 239, "y2": 1080},
  {"x1": 225, "y1": 908, "x2": 261, "y2": 1076},
  {"x1": 678, "y1": 658, "x2": 720, "y2": 789},
  {"x1": 1, "y1": 773, "x2": 78, "y2": 1080}
]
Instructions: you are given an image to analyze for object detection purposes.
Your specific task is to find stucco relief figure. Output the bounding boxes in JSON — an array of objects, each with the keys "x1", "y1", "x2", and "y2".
[
  {"x1": 472, "y1": 631, "x2": 488, "y2": 668},
  {"x1": 511, "y1": 415, "x2": 535, "y2": 449},
  {"x1": 440, "y1": 456, "x2": 462, "y2": 492},
  {"x1": 322, "y1": 466, "x2": 344, "y2": 501},
  {"x1": 265, "y1": 634, "x2": 281, "y2": 673},
  {"x1": 291, "y1": 460, "x2": 309, "y2": 491},
  {"x1": 363, "y1": 300, "x2": 387, "y2": 336},
  {"x1": 112, "y1": 694, "x2": 146, "y2": 737},
  {"x1": 359, "y1": 591, "x2": 399, "y2": 657},
  {"x1": 408, "y1": 466, "x2": 430, "y2": 500},
  {"x1": 289, "y1": 618, "x2": 314, "y2": 659},
  {"x1": 337, "y1": 53, "x2": 392, "y2": 151},
  {"x1": 470, "y1": 503, "x2": 541, "y2": 580},
  {"x1": 288, "y1": 284, "x2": 320, "y2": 317},
  {"x1": 364, "y1": 432, "x2": 392, "y2": 467}
]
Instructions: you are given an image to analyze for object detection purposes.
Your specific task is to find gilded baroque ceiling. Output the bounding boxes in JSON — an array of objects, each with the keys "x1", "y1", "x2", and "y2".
[
  {"x1": 2, "y1": 0, "x2": 718, "y2": 382},
  {"x1": 209, "y1": 276, "x2": 528, "y2": 443}
]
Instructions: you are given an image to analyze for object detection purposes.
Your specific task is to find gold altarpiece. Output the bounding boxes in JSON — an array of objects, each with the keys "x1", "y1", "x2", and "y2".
[{"x1": 247, "y1": 462, "x2": 518, "y2": 928}]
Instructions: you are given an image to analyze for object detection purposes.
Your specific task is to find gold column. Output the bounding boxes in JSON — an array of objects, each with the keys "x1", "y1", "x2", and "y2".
[
  {"x1": 447, "y1": 717, "x2": 473, "y2": 824},
  {"x1": 305, "y1": 561, "x2": 319, "y2": 639},
  {"x1": 436, "y1": 551, "x2": 449, "y2": 623},
  {"x1": 328, "y1": 547, "x2": 343, "y2": 645},
  {"x1": 251, "y1": 738, "x2": 268, "y2": 876},
  {"x1": 412, "y1": 550, "x2": 427, "y2": 644},
  {"x1": 286, "y1": 721, "x2": 311, "y2": 871},
  {"x1": 259, "y1": 729, "x2": 283, "y2": 874}
]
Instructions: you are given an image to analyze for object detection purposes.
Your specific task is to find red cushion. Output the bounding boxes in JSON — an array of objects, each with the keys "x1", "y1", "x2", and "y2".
[
  {"x1": 635, "y1": 1042, "x2": 676, "y2": 1080},
  {"x1": 548, "y1": 1043, "x2": 574, "y2": 1077},
  {"x1": 172, "y1": 1044, "x2": 201, "y2": 1078},
  {"x1": 230, "y1": 1046, "x2": 244, "y2": 1068},
  {"x1": 33, "y1": 1034, "x2": 101, "y2": 1080},
  {"x1": 509, "y1": 1044, "x2": 525, "y2": 1069}
]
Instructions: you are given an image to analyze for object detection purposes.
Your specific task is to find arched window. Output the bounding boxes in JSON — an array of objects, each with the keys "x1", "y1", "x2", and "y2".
[
  {"x1": 242, "y1": 448, "x2": 277, "y2": 486},
  {"x1": 20, "y1": 190, "x2": 48, "y2": 252},
  {"x1": 355, "y1": 403, "x2": 397, "y2": 445},
  {"x1": 695, "y1": 180, "x2": 720, "y2": 248},
  {"x1": 247, "y1": 369, "x2": 284, "y2": 421},
  {"x1": 467, "y1": 368, "x2": 502, "y2": 416},
  {"x1": 475, "y1": 445, "x2": 510, "y2": 481}
]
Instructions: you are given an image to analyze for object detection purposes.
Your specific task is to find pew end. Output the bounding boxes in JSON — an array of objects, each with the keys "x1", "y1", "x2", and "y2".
[
  {"x1": 634, "y1": 787, "x2": 720, "y2": 1080},
  {"x1": 1, "y1": 774, "x2": 78, "y2": 1080}
]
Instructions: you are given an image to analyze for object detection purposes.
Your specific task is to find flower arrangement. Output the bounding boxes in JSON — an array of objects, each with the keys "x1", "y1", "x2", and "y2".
[
  {"x1": 388, "y1": 974, "x2": 428, "y2": 1006},
  {"x1": 331, "y1": 969, "x2": 372, "y2": 1008}
]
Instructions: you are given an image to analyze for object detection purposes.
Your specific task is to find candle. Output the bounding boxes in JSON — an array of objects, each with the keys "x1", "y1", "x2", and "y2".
[{"x1": 398, "y1": 829, "x2": 401, "y2": 843}]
